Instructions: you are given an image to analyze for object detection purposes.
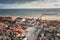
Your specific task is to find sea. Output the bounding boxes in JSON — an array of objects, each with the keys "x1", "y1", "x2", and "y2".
[{"x1": 0, "y1": 8, "x2": 60, "y2": 18}]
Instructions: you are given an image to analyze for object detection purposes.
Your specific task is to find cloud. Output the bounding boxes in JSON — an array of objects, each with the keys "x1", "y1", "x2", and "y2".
[
  {"x1": 0, "y1": 0, "x2": 60, "y2": 9},
  {"x1": 0, "y1": 0, "x2": 39, "y2": 4},
  {"x1": 0, "y1": 2, "x2": 60, "y2": 9},
  {"x1": 0, "y1": 0, "x2": 60, "y2": 4}
]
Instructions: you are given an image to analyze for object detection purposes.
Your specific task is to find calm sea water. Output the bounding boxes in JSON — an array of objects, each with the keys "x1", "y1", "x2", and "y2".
[{"x1": 0, "y1": 9, "x2": 60, "y2": 18}]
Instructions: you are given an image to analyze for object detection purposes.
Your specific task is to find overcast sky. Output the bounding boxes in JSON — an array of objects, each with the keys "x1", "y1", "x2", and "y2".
[{"x1": 0, "y1": 0, "x2": 60, "y2": 9}]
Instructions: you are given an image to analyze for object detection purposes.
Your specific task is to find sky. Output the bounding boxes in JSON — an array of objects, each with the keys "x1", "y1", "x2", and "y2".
[{"x1": 0, "y1": 0, "x2": 60, "y2": 9}]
